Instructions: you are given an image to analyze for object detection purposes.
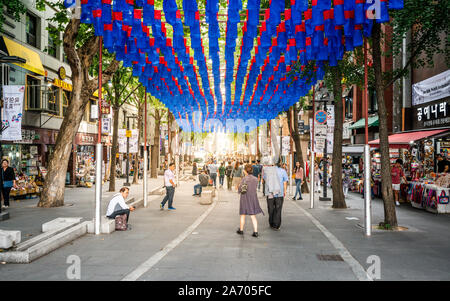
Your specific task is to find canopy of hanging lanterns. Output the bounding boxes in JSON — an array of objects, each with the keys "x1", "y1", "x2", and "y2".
[{"x1": 73, "y1": 0, "x2": 404, "y2": 132}]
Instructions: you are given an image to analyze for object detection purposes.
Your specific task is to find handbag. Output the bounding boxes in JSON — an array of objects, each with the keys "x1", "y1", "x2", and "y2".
[
  {"x1": 438, "y1": 191, "x2": 449, "y2": 204},
  {"x1": 115, "y1": 214, "x2": 128, "y2": 231},
  {"x1": 240, "y1": 179, "x2": 248, "y2": 195}
]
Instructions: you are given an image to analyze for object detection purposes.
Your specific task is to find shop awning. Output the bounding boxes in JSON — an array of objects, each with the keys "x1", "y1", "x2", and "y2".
[
  {"x1": 1, "y1": 36, "x2": 45, "y2": 76},
  {"x1": 368, "y1": 129, "x2": 449, "y2": 148},
  {"x1": 348, "y1": 116, "x2": 379, "y2": 130},
  {"x1": 342, "y1": 145, "x2": 364, "y2": 154}
]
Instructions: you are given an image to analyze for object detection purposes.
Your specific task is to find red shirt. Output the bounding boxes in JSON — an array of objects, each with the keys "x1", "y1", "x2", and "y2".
[{"x1": 391, "y1": 166, "x2": 404, "y2": 184}]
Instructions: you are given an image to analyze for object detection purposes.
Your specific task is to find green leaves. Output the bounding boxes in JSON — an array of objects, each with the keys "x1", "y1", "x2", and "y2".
[{"x1": 0, "y1": 0, "x2": 27, "y2": 31}]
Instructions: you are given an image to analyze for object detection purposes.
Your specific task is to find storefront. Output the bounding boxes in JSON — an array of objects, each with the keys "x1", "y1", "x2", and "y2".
[
  {"x1": 0, "y1": 127, "x2": 57, "y2": 198},
  {"x1": 369, "y1": 128, "x2": 450, "y2": 213}
]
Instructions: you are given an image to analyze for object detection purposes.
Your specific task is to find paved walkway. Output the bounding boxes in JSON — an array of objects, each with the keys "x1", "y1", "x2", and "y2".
[{"x1": 1, "y1": 179, "x2": 449, "y2": 281}]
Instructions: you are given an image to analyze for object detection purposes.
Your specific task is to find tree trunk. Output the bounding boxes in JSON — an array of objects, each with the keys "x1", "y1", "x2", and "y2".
[
  {"x1": 109, "y1": 105, "x2": 120, "y2": 191},
  {"x1": 38, "y1": 19, "x2": 119, "y2": 207},
  {"x1": 288, "y1": 105, "x2": 309, "y2": 194},
  {"x1": 133, "y1": 102, "x2": 143, "y2": 184},
  {"x1": 151, "y1": 109, "x2": 161, "y2": 178},
  {"x1": 373, "y1": 23, "x2": 398, "y2": 226},
  {"x1": 330, "y1": 65, "x2": 346, "y2": 209}
]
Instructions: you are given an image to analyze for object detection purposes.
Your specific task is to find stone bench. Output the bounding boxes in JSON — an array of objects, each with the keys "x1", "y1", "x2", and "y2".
[
  {"x1": 87, "y1": 217, "x2": 116, "y2": 234},
  {"x1": 42, "y1": 217, "x2": 83, "y2": 233},
  {"x1": 199, "y1": 191, "x2": 213, "y2": 205},
  {"x1": 202, "y1": 186, "x2": 216, "y2": 197},
  {"x1": 0, "y1": 230, "x2": 21, "y2": 249}
]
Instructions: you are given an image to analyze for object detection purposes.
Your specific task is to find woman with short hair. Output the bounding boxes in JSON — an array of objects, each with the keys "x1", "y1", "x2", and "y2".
[{"x1": 237, "y1": 164, "x2": 264, "y2": 238}]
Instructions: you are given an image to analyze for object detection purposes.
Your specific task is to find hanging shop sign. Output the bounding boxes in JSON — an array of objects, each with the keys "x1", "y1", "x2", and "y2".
[
  {"x1": 326, "y1": 105, "x2": 335, "y2": 127},
  {"x1": 1, "y1": 85, "x2": 25, "y2": 141},
  {"x1": 75, "y1": 133, "x2": 96, "y2": 145},
  {"x1": 101, "y1": 99, "x2": 110, "y2": 114},
  {"x1": 281, "y1": 136, "x2": 290, "y2": 156},
  {"x1": 343, "y1": 122, "x2": 351, "y2": 139},
  {"x1": 415, "y1": 100, "x2": 450, "y2": 128},
  {"x1": 298, "y1": 120, "x2": 305, "y2": 134},
  {"x1": 412, "y1": 70, "x2": 450, "y2": 106},
  {"x1": 102, "y1": 117, "x2": 111, "y2": 134},
  {"x1": 118, "y1": 129, "x2": 138, "y2": 153}
]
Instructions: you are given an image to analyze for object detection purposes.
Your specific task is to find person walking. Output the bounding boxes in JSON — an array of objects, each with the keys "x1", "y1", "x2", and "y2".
[
  {"x1": 292, "y1": 161, "x2": 304, "y2": 200},
  {"x1": 314, "y1": 163, "x2": 321, "y2": 193},
  {"x1": 225, "y1": 162, "x2": 233, "y2": 190},
  {"x1": 106, "y1": 187, "x2": 135, "y2": 229},
  {"x1": 263, "y1": 159, "x2": 288, "y2": 231},
  {"x1": 161, "y1": 163, "x2": 177, "y2": 210},
  {"x1": 342, "y1": 165, "x2": 351, "y2": 197},
  {"x1": 218, "y1": 162, "x2": 226, "y2": 188},
  {"x1": 208, "y1": 161, "x2": 218, "y2": 187},
  {"x1": 1, "y1": 159, "x2": 17, "y2": 210},
  {"x1": 232, "y1": 162, "x2": 243, "y2": 191},
  {"x1": 236, "y1": 164, "x2": 264, "y2": 238},
  {"x1": 391, "y1": 159, "x2": 407, "y2": 206}
]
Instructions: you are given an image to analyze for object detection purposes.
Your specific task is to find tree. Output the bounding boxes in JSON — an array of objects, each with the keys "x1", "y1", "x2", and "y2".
[
  {"x1": 37, "y1": 2, "x2": 119, "y2": 207},
  {"x1": 148, "y1": 96, "x2": 167, "y2": 178},
  {"x1": 104, "y1": 64, "x2": 141, "y2": 191},
  {"x1": 0, "y1": 0, "x2": 26, "y2": 30},
  {"x1": 131, "y1": 86, "x2": 147, "y2": 184},
  {"x1": 287, "y1": 102, "x2": 309, "y2": 194},
  {"x1": 372, "y1": 23, "x2": 397, "y2": 226}
]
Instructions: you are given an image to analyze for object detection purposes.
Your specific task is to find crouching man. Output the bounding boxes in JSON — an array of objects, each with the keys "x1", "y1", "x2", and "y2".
[{"x1": 106, "y1": 187, "x2": 135, "y2": 228}]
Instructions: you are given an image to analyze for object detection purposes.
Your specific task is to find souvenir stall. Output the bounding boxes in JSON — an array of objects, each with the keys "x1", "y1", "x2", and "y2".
[{"x1": 369, "y1": 129, "x2": 450, "y2": 213}]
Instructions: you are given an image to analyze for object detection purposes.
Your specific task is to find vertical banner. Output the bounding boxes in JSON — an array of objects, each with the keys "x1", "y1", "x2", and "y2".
[
  {"x1": 102, "y1": 117, "x2": 111, "y2": 134},
  {"x1": 1, "y1": 85, "x2": 25, "y2": 141},
  {"x1": 118, "y1": 129, "x2": 127, "y2": 153}
]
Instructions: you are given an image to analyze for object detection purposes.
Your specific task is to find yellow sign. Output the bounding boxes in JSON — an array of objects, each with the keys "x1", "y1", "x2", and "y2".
[
  {"x1": 53, "y1": 78, "x2": 72, "y2": 91},
  {"x1": 58, "y1": 66, "x2": 66, "y2": 80},
  {"x1": 126, "y1": 130, "x2": 132, "y2": 138}
]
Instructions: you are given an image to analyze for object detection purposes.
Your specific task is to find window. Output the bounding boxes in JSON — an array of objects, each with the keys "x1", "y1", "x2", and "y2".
[
  {"x1": 62, "y1": 90, "x2": 71, "y2": 116},
  {"x1": 47, "y1": 26, "x2": 57, "y2": 58},
  {"x1": 47, "y1": 85, "x2": 60, "y2": 115},
  {"x1": 26, "y1": 13, "x2": 38, "y2": 48},
  {"x1": 26, "y1": 75, "x2": 41, "y2": 109},
  {"x1": 369, "y1": 88, "x2": 378, "y2": 113},
  {"x1": 0, "y1": 64, "x2": 10, "y2": 95}
]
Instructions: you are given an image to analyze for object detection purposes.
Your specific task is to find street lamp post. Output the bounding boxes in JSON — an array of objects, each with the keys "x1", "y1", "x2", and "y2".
[
  {"x1": 363, "y1": 38, "x2": 372, "y2": 236},
  {"x1": 124, "y1": 115, "x2": 138, "y2": 187}
]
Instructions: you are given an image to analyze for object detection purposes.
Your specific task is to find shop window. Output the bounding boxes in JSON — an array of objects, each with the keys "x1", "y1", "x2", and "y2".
[
  {"x1": 62, "y1": 90, "x2": 71, "y2": 116},
  {"x1": 46, "y1": 26, "x2": 57, "y2": 58},
  {"x1": 369, "y1": 88, "x2": 378, "y2": 114},
  {"x1": 26, "y1": 75, "x2": 41, "y2": 110},
  {"x1": 47, "y1": 85, "x2": 60, "y2": 116},
  {"x1": 26, "y1": 13, "x2": 38, "y2": 48},
  {"x1": 344, "y1": 89, "x2": 353, "y2": 119}
]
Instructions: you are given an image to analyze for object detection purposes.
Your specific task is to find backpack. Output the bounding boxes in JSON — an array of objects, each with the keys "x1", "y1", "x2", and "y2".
[{"x1": 115, "y1": 214, "x2": 128, "y2": 231}]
